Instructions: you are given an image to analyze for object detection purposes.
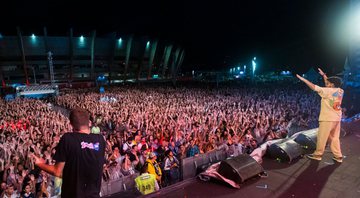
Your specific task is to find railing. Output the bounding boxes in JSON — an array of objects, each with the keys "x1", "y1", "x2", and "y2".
[
  {"x1": 100, "y1": 173, "x2": 139, "y2": 197},
  {"x1": 181, "y1": 149, "x2": 227, "y2": 180},
  {"x1": 98, "y1": 149, "x2": 228, "y2": 197}
]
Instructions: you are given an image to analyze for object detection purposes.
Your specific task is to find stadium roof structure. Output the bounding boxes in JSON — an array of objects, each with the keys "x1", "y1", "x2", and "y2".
[{"x1": 0, "y1": 27, "x2": 185, "y2": 85}]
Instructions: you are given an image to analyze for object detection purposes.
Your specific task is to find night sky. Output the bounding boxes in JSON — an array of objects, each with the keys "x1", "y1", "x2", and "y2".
[{"x1": 0, "y1": 0, "x2": 350, "y2": 74}]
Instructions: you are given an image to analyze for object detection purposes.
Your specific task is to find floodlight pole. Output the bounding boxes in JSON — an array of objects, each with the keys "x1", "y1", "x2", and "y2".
[
  {"x1": 48, "y1": 51, "x2": 55, "y2": 85},
  {"x1": 29, "y1": 66, "x2": 37, "y2": 84}
]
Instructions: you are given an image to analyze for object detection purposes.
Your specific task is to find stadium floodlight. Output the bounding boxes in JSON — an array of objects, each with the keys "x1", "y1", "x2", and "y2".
[
  {"x1": 252, "y1": 59, "x2": 256, "y2": 76},
  {"x1": 118, "y1": 38, "x2": 123, "y2": 48}
]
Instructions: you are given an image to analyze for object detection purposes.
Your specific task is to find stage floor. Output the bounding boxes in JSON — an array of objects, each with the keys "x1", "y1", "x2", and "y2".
[{"x1": 112, "y1": 122, "x2": 360, "y2": 198}]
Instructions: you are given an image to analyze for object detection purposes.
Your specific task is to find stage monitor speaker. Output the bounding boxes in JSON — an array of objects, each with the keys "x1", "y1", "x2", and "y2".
[
  {"x1": 294, "y1": 128, "x2": 318, "y2": 152},
  {"x1": 218, "y1": 154, "x2": 264, "y2": 184},
  {"x1": 268, "y1": 139, "x2": 303, "y2": 162}
]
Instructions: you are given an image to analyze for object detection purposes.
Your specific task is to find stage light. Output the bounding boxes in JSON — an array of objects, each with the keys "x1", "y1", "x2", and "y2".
[
  {"x1": 146, "y1": 41, "x2": 150, "y2": 48},
  {"x1": 31, "y1": 34, "x2": 36, "y2": 39},
  {"x1": 237, "y1": 67, "x2": 240, "y2": 70},
  {"x1": 80, "y1": 35, "x2": 84, "y2": 42}
]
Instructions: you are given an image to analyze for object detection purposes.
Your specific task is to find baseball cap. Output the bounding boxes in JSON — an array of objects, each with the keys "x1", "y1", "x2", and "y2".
[{"x1": 149, "y1": 152, "x2": 156, "y2": 159}]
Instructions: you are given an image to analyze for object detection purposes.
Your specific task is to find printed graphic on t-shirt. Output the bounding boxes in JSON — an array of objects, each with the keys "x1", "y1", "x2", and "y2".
[
  {"x1": 329, "y1": 91, "x2": 343, "y2": 111},
  {"x1": 81, "y1": 141, "x2": 100, "y2": 151}
]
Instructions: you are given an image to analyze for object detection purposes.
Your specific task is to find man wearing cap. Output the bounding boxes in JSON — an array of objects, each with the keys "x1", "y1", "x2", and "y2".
[
  {"x1": 296, "y1": 68, "x2": 344, "y2": 163},
  {"x1": 143, "y1": 152, "x2": 162, "y2": 183}
]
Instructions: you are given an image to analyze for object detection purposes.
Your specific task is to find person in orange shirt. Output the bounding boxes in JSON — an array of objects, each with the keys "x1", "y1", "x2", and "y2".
[{"x1": 296, "y1": 68, "x2": 344, "y2": 163}]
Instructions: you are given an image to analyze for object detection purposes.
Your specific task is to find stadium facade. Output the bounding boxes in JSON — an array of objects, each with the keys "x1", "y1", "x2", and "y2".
[{"x1": 0, "y1": 27, "x2": 185, "y2": 85}]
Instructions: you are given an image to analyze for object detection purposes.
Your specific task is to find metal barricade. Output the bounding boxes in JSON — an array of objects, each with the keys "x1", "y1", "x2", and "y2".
[
  {"x1": 181, "y1": 149, "x2": 227, "y2": 180},
  {"x1": 100, "y1": 173, "x2": 139, "y2": 197}
]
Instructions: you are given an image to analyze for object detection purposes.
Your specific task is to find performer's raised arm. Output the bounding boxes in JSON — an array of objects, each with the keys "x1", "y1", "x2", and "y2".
[
  {"x1": 296, "y1": 74, "x2": 316, "y2": 91},
  {"x1": 318, "y1": 68, "x2": 328, "y2": 85}
]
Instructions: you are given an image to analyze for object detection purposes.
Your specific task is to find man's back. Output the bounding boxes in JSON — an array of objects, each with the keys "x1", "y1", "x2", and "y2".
[
  {"x1": 54, "y1": 132, "x2": 105, "y2": 198},
  {"x1": 135, "y1": 173, "x2": 158, "y2": 195},
  {"x1": 315, "y1": 86, "x2": 344, "y2": 121}
]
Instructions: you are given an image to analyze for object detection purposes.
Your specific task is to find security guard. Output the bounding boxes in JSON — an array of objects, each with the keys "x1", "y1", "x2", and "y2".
[{"x1": 135, "y1": 173, "x2": 159, "y2": 195}]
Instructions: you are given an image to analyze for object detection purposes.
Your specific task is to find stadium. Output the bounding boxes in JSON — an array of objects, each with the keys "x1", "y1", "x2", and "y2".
[{"x1": 0, "y1": 1, "x2": 360, "y2": 198}]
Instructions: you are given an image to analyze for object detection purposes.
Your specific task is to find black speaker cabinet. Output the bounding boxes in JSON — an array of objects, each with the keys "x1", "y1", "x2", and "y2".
[
  {"x1": 294, "y1": 128, "x2": 318, "y2": 152},
  {"x1": 218, "y1": 154, "x2": 264, "y2": 184},
  {"x1": 268, "y1": 139, "x2": 303, "y2": 162}
]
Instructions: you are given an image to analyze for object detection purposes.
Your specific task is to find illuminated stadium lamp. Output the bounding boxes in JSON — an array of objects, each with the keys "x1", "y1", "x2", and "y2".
[
  {"x1": 118, "y1": 38, "x2": 122, "y2": 47},
  {"x1": 30, "y1": 34, "x2": 37, "y2": 45},
  {"x1": 252, "y1": 60, "x2": 256, "y2": 76},
  {"x1": 118, "y1": 38, "x2": 122, "y2": 46}
]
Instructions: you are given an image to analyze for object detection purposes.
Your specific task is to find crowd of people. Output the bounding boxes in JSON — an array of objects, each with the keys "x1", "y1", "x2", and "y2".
[{"x1": 0, "y1": 80, "x2": 322, "y2": 197}]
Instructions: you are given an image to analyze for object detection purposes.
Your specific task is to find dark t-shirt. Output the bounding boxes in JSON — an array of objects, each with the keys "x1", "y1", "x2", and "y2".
[{"x1": 54, "y1": 132, "x2": 105, "y2": 198}]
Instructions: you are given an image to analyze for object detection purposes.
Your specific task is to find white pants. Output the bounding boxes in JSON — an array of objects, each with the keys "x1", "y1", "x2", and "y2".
[{"x1": 313, "y1": 121, "x2": 342, "y2": 158}]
